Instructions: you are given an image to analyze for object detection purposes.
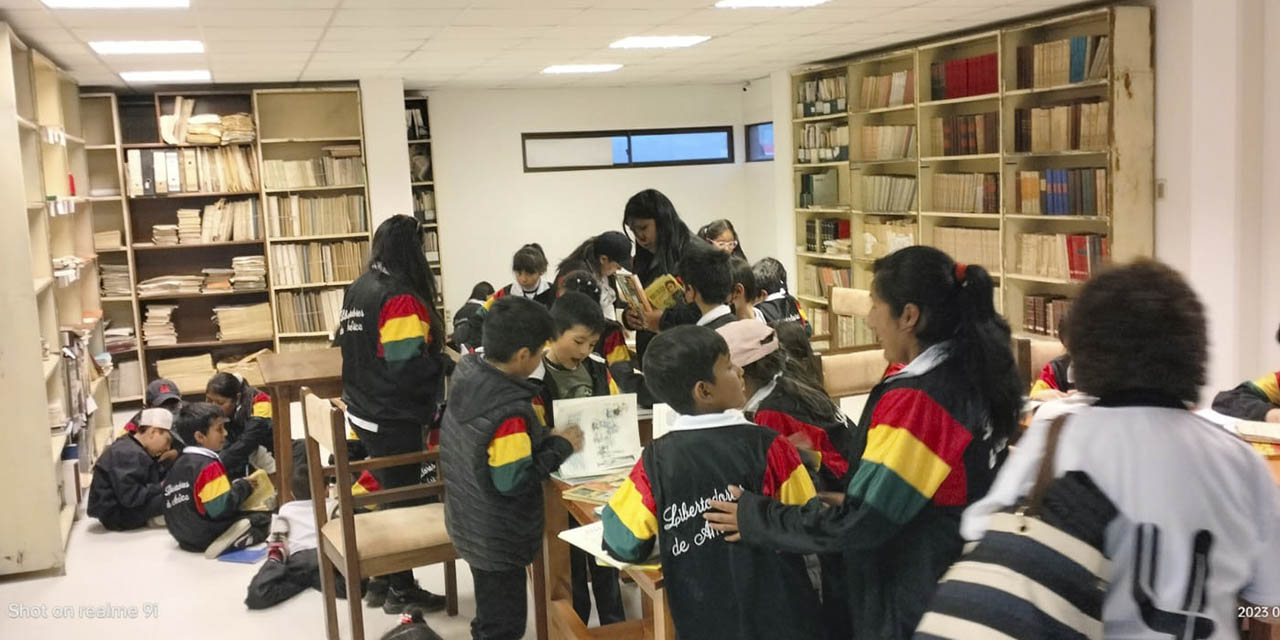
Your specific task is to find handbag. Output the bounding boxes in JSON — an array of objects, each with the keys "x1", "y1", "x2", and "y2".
[{"x1": 914, "y1": 414, "x2": 1118, "y2": 640}]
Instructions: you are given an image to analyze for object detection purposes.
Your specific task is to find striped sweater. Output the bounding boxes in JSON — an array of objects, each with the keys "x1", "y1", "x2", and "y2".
[{"x1": 601, "y1": 411, "x2": 821, "y2": 639}]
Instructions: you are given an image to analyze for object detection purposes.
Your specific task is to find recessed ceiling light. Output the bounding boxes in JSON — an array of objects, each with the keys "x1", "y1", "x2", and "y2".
[
  {"x1": 541, "y1": 64, "x2": 622, "y2": 74},
  {"x1": 120, "y1": 70, "x2": 210, "y2": 83},
  {"x1": 43, "y1": 0, "x2": 188, "y2": 7},
  {"x1": 610, "y1": 36, "x2": 711, "y2": 49},
  {"x1": 714, "y1": 0, "x2": 830, "y2": 7},
  {"x1": 90, "y1": 40, "x2": 203, "y2": 55}
]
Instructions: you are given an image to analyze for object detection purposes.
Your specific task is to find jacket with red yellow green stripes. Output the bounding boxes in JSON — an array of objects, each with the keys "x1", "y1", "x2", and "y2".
[
  {"x1": 162, "y1": 446, "x2": 252, "y2": 552},
  {"x1": 1212, "y1": 370, "x2": 1280, "y2": 421},
  {"x1": 601, "y1": 410, "x2": 821, "y2": 640},
  {"x1": 732, "y1": 341, "x2": 1010, "y2": 640}
]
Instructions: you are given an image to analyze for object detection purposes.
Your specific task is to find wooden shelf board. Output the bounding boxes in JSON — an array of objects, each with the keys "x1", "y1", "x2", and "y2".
[
  {"x1": 854, "y1": 210, "x2": 917, "y2": 217},
  {"x1": 272, "y1": 280, "x2": 354, "y2": 292},
  {"x1": 268, "y1": 232, "x2": 368, "y2": 242},
  {"x1": 260, "y1": 136, "x2": 363, "y2": 144},
  {"x1": 920, "y1": 154, "x2": 1000, "y2": 162},
  {"x1": 920, "y1": 211, "x2": 1000, "y2": 219},
  {"x1": 855, "y1": 157, "x2": 917, "y2": 166},
  {"x1": 854, "y1": 103, "x2": 915, "y2": 115},
  {"x1": 421, "y1": 222, "x2": 439, "y2": 228},
  {"x1": 408, "y1": 138, "x2": 431, "y2": 144},
  {"x1": 809, "y1": 334, "x2": 831, "y2": 342},
  {"x1": 919, "y1": 92, "x2": 1000, "y2": 107},
  {"x1": 793, "y1": 161, "x2": 848, "y2": 169},
  {"x1": 1004, "y1": 214, "x2": 1108, "y2": 222},
  {"x1": 264, "y1": 184, "x2": 365, "y2": 194},
  {"x1": 1005, "y1": 273, "x2": 1082, "y2": 285},
  {"x1": 86, "y1": 144, "x2": 117, "y2": 150},
  {"x1": 129, "y1": 190, "x2": 258, "y2": 200},
  {"x1": 1004, "y1": 79, "x2": 1108, "y2": 97},
  {"x1": 1003, "y1": 149, "x2": 1108, "y2": 159},
  {"x1": 64, "y1": 133, "x2": 85, "y2": 145},
  {"x1": 34, "y1": 276, "x2": 53, "y2": 294},
  {"x1": 27, "y1": 201, "x2": 46, "y2": 210},
  {"x1": 278, "y1": 331, "x2": 330, "y2": 338},
  {"x1": 132, "y1": 240, "x2": 264, "y2": 251},
  {"x1": 88, "y1": 195, "x2": 122, "y2": 202},
  {"x1": 1014, "y1": 331, "x2": 1064, "y2": 344},
  {"x1": 137, "y1": 289, "x2": 268, "y2": 301},
  {"x1": 795, "y1": 207, "x2": 853, "y2": 214},
  {"x1": 111, "y1": 394, "x2": 144, "y2": 403},
  {"x1": 143, "y1": 337, "x2": 273, "y2": 351},
  {"x1": 123, "y1": 142, "x2": 240, "y2": 149},
  {"x1": 17, "y1": 115, "x2": 38, "y2": 131},
  {"x1": 792, "y1": 112, "x2": 849, "y2": 124},
  {"x1": 797, "y1": 251, "x2": 853, "y2": 262},
  {"x1": 411, "y1": 181, "x2": 434, "y2": 186},
  {"x1": 43, "y1": 357, "x2": 61, "y2": 381},
  {"x1": 796, "y1": 294, "x2": 829, "y2": 305},
  {"x1": 100, "y1": 295, "x2": 134, "y2": 302},
  {"x1": 95, "y1": 247, "x2": 128, "y2": 254}
]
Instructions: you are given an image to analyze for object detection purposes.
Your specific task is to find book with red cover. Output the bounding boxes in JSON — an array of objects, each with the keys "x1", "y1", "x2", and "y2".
[
  {"x1": 1066, "y1": 234, "x2": 1088, "y2": 280},
  {"x1": 955, "y1": 58, "x2": 968, "y2": 98}
]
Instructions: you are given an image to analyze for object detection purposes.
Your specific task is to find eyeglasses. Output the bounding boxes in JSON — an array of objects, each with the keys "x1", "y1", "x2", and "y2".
[{"x1": 713, "y1": 239, "x2": 738, "y2": 250}]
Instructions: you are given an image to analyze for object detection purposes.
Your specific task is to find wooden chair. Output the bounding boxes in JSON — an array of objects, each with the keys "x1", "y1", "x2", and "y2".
[{"x1": 301, "y1": 387, "x2": 459, "y2": 640}]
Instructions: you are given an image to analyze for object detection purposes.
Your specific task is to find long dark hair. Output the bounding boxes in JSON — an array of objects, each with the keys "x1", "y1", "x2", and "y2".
[
  {"x1": 871, "y1": 246, "x2": 1020, "y2": 440},
  {"x1": 698, "y1": 218, "x2": 747, "y2": 260},
  {"x1": 368, "y1": 215, "x2": 445, "y2": 352},
  {"x1": 556, "y1": 236, "x2": 602, "y2": 282},
  {"x1": 623, "y1": 189, "x2": 694, "y2": 276},
  {"x1": 743, "y1": 349, "x2": 840, "y2": 423}
]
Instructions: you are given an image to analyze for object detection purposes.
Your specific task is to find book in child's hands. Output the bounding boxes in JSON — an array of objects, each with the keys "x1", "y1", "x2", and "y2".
[
  {"x1": 557, "y1": 520, "x2": 660, "y2": 571},
  {"x1": 1236, "y1": 420, "x2": 1280, "y2": 444},
  {"x1": 615, "y1": 272, "x2": 651, "y2": 313},
  {"x1": 561, "y1": 471, "x2": 629, "y2": 506},
  {"x1": 554, "y1": 394, "x2": 641, "y2": 479},
  {"x1": 240, "y1": 469, "x2": 278, "y2": 512},
  {"x1": 643, "y1": 274, "x2": 683, "y2": 311}
]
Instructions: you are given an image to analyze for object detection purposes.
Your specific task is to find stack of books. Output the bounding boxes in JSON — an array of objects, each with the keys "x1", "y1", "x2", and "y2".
[
  {"x1": 138, "y1": 275, "x2": 203, "y2": 297},
  {"x1": 270, "y1": 240, "x2": 368, "y2": 287},
  {"x1": 100, "y1": 264, "x2": 132, "y2": 296},
  {"x1": 93, "y1": 230, "x2": 123, "y2": 251},
  {"x1": 932, "y1": 227, "x2": 1001, "y2": 272},
  {"x1": 202, "y1": 267, "x2": 234, "y2": 293},
  {"x1": 231, "y1": 256, "x2": 267, "y2": 291},
  {"x1": 212, "y1": 302, "x2": 274, "y2": 341},
  {"x1": 858, "y1": 69, "x2": 915, "y2": 110},
  {"x1": 152, "y1": 224, "x2": 179, "y2": 245},
  {"x1": 155, "y1": 353, "x2": 215, "y2": 394},
  {"x1": 861, "y1": 175, "x2": 917, "y2": 213},
  {"x1": 220, "y1": 114, "x2": 255, "y2": 144},
  {"x1": 932, "y1": 173, "x2": 999, "y2": 214},
  {"x1": 1023, "y1": 295, "x2": 1070, "y2": 338},
  {"x1": 177, "y1": 208, "x2": 202, "y2": 244},
  {"x1": 104, "y1": 326, "x2": 136, "y2": 354},
  {"x1": 859, "y1": 125, "x2": 916, "y2": 161},
  {"x1": 142, "y1": 304, "x2": 179, "y2": 346},
  {"x1": 277, "y1": 288, "x2": 344, "y2": 334},
  {"x1": 262, "y1": 151, "x2": 364, "y2": 189}
]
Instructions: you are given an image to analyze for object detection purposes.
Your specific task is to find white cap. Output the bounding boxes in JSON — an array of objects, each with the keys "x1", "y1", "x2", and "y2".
[{"x1": 139, "y1": 408, "x2": 173, "y2": 431}]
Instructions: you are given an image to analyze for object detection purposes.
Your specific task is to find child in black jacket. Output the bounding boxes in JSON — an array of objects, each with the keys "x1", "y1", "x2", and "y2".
[
  {"x1": 87, "y1": 408, "x2": 174, "y2": 531},
  {"x1": 450, "y1": 281, "x2": 494, "y2": 353}
]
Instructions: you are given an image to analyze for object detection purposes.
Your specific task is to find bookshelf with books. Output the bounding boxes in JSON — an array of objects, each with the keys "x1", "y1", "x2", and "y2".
[
  {"x1": 790, "y1": 6, "x2": 1152, "y2": 348},
  {"x1": 254, "y1": 87, "x2": 370, "y2": 352},
  {"x1": 406, "y1": 93, "x2": 447, "y2": 315}
]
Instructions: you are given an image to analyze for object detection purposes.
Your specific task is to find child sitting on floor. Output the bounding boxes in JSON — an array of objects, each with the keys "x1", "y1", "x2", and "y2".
[{"x1": 87, "y1": 408, "x2": 174, "y2": 531}]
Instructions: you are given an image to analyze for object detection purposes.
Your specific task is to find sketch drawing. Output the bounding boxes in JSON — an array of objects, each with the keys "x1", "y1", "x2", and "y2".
[{"x1": 554, "y1": 393, "x2": 640, "y2": 479}]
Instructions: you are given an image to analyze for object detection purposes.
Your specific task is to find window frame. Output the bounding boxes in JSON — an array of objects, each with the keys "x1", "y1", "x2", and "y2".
[
  {"x1": 521, "y1": 125, "x2": 735, "y2": 173},
  {"x1": 745, "y1": 121, "x2": 775, "y2": 163}
]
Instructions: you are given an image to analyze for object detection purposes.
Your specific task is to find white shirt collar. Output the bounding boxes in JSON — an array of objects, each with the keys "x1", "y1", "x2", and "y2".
[
  {"x1": 744, "y1": 376, "x2": 779, "y2": 413},
  {"x1": 752, "y1": 306, "x2": 766, "y2": 322},
  {"x1": 185, "y1": 446, "x2": 218, "y2": 460},
  {"x1": 696, "y1": 304, "x2": 733, "y2": 327},
  {"x1": 467, "y1": 298, "x2": 486, "y2": 306},
  {"x1": 513, "y1": 280, "x2": 550, "y2": 299},
  {"x1": 885, "y1": 341, "x2": 952, "y2": 382},
  {"x1": 764, "y1": 290, "x2": 789, "y2": 302},
  {"x1": 669, "y1": 409, "x2": 748, "y2": 432}
]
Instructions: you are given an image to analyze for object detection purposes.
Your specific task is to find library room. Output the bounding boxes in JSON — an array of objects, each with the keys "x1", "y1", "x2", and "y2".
[{"x1": 0, "y1": 0, "x2": 1277, "y2": 639}]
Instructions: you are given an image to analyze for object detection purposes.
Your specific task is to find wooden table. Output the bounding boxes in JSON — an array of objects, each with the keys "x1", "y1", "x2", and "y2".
[{"x1": 257, "y1": 348, "x2": 343, "y2": 503}]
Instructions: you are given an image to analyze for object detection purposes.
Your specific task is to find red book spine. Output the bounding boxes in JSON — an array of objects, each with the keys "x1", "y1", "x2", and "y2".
[
  {"x1": 945, "y1": 59, "x2": 957, "y2": 99},
  {"x1": 1066, "y1": 234, "x2": 1087, "y2": 280}
]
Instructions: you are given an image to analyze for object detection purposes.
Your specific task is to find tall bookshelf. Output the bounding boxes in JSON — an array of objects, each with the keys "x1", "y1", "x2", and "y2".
[
  {"x1": 790, "y1": 6, "x2": 1152, "y2": 351},
  {"x1": 0, "y1": 24, "x2": 107, "y2": 574},
  {"x1": 405, "y1": 93, "x2": 447, "y2": 319}
]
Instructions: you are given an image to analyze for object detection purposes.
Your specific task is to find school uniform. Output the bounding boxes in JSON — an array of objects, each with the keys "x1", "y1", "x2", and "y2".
[
  {"x1": 450, "y1": 298, "x2": 487, "y2": 353},
  {"x1": 1211, "y1": 369, "x2": 1280, "y2": 421},
  {"x1": 163, "y1": 446, "x2": 253, "y2": 552},
  {"x1": 220, "y1": 385, "x2": 274, "y2": 480},
  {"x1": 1029, "y1": 353, "x2": 1075, "y2": 396},
  {"x1": 489, "y1": 281, "x2": 555, "y2": 309},
  {"x1": 696, "y1": 304, "x2": 736, "y2": 331},
  {"x1": 86, "y1": 434, "x2": 166, "y2": 531},
  {"x1": 745, "y1": 378, "x2": 855, "y2": 492},
  {"x1": 733, "y1": 342, "x2": 1011, "y2": 639},
  {"x1": 756, "y1": 290, "x2": 811, "y2": 335},
  {"x1": 601, "y1": 410, "x2": 821, "y2": 640}
]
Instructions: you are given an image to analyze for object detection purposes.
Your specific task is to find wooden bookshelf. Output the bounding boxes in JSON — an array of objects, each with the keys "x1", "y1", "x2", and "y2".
[
  {"x1": 406, "y1": 93, "x2": 447, "y2": 315},
  {"x1": 789, "y1": 6, "x2": 1153, "y2": 347}
]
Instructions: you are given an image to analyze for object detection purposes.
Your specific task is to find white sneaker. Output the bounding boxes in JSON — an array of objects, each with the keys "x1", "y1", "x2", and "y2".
[
  {"x1": 147, "y1": 515, "x2": 165, "y2": 528},
  {"x1": 204, "y1": 518, "x2": 253, "y2": 559}
]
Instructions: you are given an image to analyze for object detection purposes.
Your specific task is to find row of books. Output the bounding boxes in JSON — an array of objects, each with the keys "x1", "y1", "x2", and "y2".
[
  {"x1": 860, "y1": 125, "x2": 916, "y2": 161},
  {"x1": 930, "y1": 53, "x2": 998, "y2": 101},
  {"x1": 803, "y1": 218, "x2": 850, "y2": 254},
  {"x1": 858, "y1": 69, "x2": 914, "y2": 111},
  {"x1": 231, "y1": 256, "x2": 267, "y2": 291},
  {"x1": 798, "y1": 170, "x2": 840, "y2": 208},
  {"x1": 104, "y1": 326, "x2": 136, "y2": 355},
  {"x1": 932, "y1": 226, "x2": 1000, "y2": 273},
  {"x1": 1013, "y1": 100, "x2": 1109, "y2": 153},
  {"x1": 795, "y1": 76, "x2": 847, "y2": 118},
  {"x1": 862, "y1": 220, "x2": 916, "y2": 260},
  {"x1": 269, "y1": 240, "x2": 369, "y2": 287},
  {"x1": 424, "y1": 230, "x2": 440, "y2": 262},
  {"x1": 928, "y1": 112, "x2": 998, "y2": 157},
  {"x1": 861, "y1": 175, "x2": 916, "y2": 213},
  {"x1": 1015, "y1": 232, "x2": 1110, "y2": 281},
  {"x1": 932, "y1": 172, "x2": 998, "y2": 213},
  {"x1": 276, "y1": 288, "x2": 344, "y2": 334},
  {"x1": 126, "y1": 146, "x2": 259, "y2": 197},
  {"x1": 800, "y1": 265, "x2": 852, "y2": 299},
  {"x1": 212, "y1": 302, "x2": 273, "y2": 342},
  {"x1": 108, "y1": 360, "x2": 143, "y2": 400},
  {"x1": 1023, "y1": 294, "x2": 1070, "y2": 338},
  {"x1": 808, "y1": 308, "x2": 875, "y2": 347},
  {"x1": 1016, "y1": 168, "x2": 1107, "y2": 216},
  {"x1": 405, "y1": 104, "x2": 429, "y2": 140},
  {"x1": 266, "y1": 193, "x2": 368, "y2": 238},
  {"x1": 797, "y1": 123, "x2": 849, "y2": 163},
  {"x1": 262, "y1": 154, "x2": 364, "y2": 189},
  {"x1": 199, "y1": 199, "x2": 262, "y2": 242},
  {"x1": 412, "y1": 189, "x2": 436, "y2": 222},
  {"x1": 1015, "y1": 36, "x2": 1110, "y2": 90}
]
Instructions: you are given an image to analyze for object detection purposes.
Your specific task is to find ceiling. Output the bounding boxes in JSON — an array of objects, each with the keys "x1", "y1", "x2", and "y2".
[{"x1": 0, "y1": 0, "x2": 1084, "y2": 90}]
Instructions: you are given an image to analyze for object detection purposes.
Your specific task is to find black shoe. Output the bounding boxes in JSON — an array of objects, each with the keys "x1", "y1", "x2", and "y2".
[
  {"x1": 365, "y1": 576, "x2": 389, "y2": 608},
  {"x1": 383, "y1": 585, "x2": 447, "y2": 614}
]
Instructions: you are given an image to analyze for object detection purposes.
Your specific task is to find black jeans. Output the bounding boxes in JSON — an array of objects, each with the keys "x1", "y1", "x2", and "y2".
[
  {"x1": 470, "y1": 565, "x2": 527, "y2": 640},
  {"x1": 569, "y1": 515, "x2": 625, "y2": 625},
  {"x1": 352, "y1": 419, "x2": 426, "y2": 590},
  {"x1": 98, "y1": 491, "x2": 165, "y2": 531},
  {"x1": 244, "y1": 549, "x2": 353, "y2": 609}
]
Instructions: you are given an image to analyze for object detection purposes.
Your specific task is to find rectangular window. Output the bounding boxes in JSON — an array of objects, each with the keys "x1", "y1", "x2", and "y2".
[
  {"x1": 746, "y1": 122, "x2": 774, "y2": 162},
  {"x1": 522, "y1": 126, "x2": 734, "y2": 172}
]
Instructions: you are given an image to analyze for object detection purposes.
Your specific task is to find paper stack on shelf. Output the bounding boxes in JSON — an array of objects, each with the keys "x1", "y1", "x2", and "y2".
[
  {"x1": 100, "y1": 264, "x2": 132, "y2": 296},
  {"x1": 202, "y1": 267, "x2": 234, "y2": 293},
  {"x1": 267, "y1": 194, "x2": 368, "y2": 237},
  {"x1": 94, "y1": 230, "x2": 123, "y2": 251},
  {"x1": 185, "y1": 114, "x2": 222, "y2": 144},
  {"x1": 177, "y1": 208, "x2": 202, "y2": 244},
  {"x1": 152, "y1": 224, "x2": 179, "y2": 245},
  {"x1": 155, "y1": 353, "x2": 215, "y2": 393},
  {"x1": 142, "y1": 304, "x2": 179, "y2": 346},
  {"x1": 51, "y1": 256, "x2": 86, "y2": 286},
  {"x1": 212, "y1": 302, "x2": 273, "y2": 341},
  {"x1": 104, "y1": 326, "x2": 136, "y2": 354},
  {"x1": 231, "y1": 256, "x2": 267, "y2": 291},
  {"x1": 220, "y1": 113, "x2": 255, "y2": 144},
  {"x1": 109, "y1": 359, "x2": 144, "y2": 399},
  {"x1": 138, "y1": 275, "x2": 203, "y2": 297}
]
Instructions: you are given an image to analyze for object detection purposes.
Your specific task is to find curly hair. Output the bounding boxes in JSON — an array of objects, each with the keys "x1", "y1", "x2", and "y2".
[{"x1": 1064, "y1": 259, "x2": 1207, "y2": 404}]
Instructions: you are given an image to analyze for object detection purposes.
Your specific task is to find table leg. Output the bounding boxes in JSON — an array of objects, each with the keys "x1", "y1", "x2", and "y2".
[
  {"x1": 652, "y1": 590, "x2": 675, "y2": 640},
  {"x1": 272, "y1": 386, "x2": 294, "y2": 503},
  {"x1": 531, "y1": 554, "x2": 548, "y2": 640}
]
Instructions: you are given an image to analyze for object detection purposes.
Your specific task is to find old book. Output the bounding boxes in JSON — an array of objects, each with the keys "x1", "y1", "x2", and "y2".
[{"x1": 552, "y1": 394, "x2": 640, "y2": 480}]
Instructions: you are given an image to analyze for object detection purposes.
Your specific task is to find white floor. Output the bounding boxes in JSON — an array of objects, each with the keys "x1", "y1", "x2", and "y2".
[{"x1": 0, "y1": 410, "x2": 643, "y2": 639}]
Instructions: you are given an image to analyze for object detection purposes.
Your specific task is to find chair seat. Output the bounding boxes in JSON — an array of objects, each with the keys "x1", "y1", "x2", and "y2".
[{"x1": 320, "y1": 503, "x2": 452, "y2": 562}]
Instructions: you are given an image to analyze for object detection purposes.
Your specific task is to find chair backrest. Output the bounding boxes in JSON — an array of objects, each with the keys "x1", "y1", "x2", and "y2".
[
  {"x1": 830, "y1": 287, "x2": 872, "y2": 318},
  {"x1": 304, "y1": 387, "x2": 339, "y2": 455},
  {"x1": 1028, "y1": 338, "x2": 1066, "y2": 386},
  {"x1": 821, "y1": 348, "x2": 890, "y2": 399}
]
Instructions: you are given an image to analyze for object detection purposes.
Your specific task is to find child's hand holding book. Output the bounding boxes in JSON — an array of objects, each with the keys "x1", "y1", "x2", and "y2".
[{"x1": 552, "y1": 425, "x2": 585, "y2": 452}]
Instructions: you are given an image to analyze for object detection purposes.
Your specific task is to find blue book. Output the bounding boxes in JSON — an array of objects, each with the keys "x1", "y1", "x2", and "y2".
[
  {"x1": 1055, "y1": 169, "x2": 1066, "y2": 215},
  {"x1": 1069, "y1": 37, "x2": 1085, "y2": 84},
  {"x1": 216, "y1": 547, "x2": 267, "y2": 564}
]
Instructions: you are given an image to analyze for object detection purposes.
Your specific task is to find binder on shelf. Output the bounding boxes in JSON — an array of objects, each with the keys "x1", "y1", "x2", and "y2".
[
  {"x1": 154, "y1": 150, "x2": 169, "y2": 195},
  {"x1": 165, "y1": 151, "x2": 181, "y2": 193},
  {"x1": 141, "y1": 150, "x2": 155, "y2": 196},
  {"x1": 127, "y1": 148, "x2": 143, "y2": 197}
]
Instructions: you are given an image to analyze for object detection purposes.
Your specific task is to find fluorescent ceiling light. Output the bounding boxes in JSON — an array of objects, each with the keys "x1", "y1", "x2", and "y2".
[
  {"x1": 43, "y1": 0, "x2": 188, "y2": 7},
  {"x1": 90, "y1": 40, "x2": 203, "y2": 55},
  {"x1": 610, "y1": 36, "x2": 710, "y2": 49},
  {"x1": 714, "y1": 0, "x2": 830, "y2": 7},
  {"x1": 541, "y1": 64, "x2": 622, "y2": 74},
  {"x1": 120, "y1": 69, "x2": 210, "y2": 83}
]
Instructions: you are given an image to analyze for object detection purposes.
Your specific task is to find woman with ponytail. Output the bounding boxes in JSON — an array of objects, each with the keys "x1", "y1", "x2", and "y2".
[
  {"x1": 205, "y1": 372, "x2": 274, "y2": 480},
  {"x1": 703, "y1": 246, "x2": 1021, "y2": 639}
]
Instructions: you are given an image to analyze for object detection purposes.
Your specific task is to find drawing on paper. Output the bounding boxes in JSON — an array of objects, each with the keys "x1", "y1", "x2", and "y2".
[{"x1": 554, "y1": 393, "x2": 640, "y2": 479}]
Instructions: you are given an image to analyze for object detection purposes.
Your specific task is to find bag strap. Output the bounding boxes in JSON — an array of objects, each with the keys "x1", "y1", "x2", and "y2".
[{"x1": 1025, "y1": 413, "x2": 1069, "y2": 516}]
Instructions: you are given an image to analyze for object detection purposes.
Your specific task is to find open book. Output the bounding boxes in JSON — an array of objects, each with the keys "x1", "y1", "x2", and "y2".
[{"x1": 558, "y1": 520, "x2": 660, "y2": 571}]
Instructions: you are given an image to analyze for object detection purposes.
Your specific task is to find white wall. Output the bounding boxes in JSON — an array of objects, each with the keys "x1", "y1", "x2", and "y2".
[
  {"x1": 359, "y1": 77, "x2": 413, "y2": 228},
  {"x1": 427, "y1": 83, "x2": 778, "y2": 311}
]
